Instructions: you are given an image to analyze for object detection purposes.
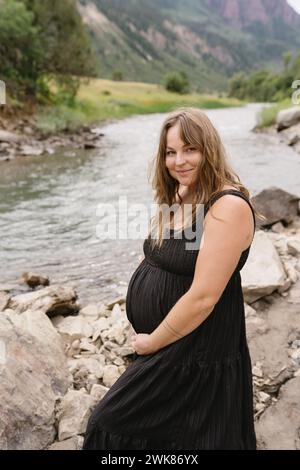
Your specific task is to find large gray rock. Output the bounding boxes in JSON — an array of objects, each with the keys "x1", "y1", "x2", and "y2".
[
  {"x1": 277, "y1": 106, "x2": 300, "y2": 131},
  {"x1": 280, "y1": 122, "x2": 300, "y2": 146},
  {"x1": 241, "y1": 230, "x2": 287, "y2": 303},
  {"x1": 0, "y1": 310, "x2": 69, "y2": 449},
  {"x1": 252, "y1": 187, "x2": 299, "y2": 228},
  {"x1": 255, "y1": 376, "x2": 300, "y2": 449},
  {"x1": 8, "y1": 285, "x2": 79, "y2": 317}
]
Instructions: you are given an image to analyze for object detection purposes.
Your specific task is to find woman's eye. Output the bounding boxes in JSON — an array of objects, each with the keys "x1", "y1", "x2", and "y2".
[{"x1": 166, "y1": 148, "x2": 196, "y2": 155}]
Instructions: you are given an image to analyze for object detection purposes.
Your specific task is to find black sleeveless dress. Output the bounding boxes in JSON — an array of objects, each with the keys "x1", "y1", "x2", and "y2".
[{"x1": 83, "y1": 189, "x2": 257, "y2": 450}]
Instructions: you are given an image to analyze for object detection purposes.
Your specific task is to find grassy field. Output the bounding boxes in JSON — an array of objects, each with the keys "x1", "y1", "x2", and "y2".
[
  {"x1": 36, "y1": 78, "x2": 244, "y2": 134},
  {"x1": 256, "y1": 99, "x2": 292, "y2": 128}
]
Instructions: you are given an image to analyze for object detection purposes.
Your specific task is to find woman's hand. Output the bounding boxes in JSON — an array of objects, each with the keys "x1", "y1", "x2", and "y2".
[{"x1": 130, "y1": 333, "x2": 158, "y2": 355}]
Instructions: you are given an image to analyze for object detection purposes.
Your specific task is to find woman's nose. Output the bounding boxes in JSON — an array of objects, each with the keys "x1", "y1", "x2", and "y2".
[{"x1": 175, "y1": 152, "x2": 186, "y2": 165}]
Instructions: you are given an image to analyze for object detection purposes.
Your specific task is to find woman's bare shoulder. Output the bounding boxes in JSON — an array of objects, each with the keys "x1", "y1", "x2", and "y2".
[{"x1": 204, "y1": 192, "x2": 254, "y2": 251}]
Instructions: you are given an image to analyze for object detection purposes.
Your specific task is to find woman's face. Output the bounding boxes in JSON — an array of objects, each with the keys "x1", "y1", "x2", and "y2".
[{"x1": 165, "y1": 123, "x2": 202, "y2": 187}]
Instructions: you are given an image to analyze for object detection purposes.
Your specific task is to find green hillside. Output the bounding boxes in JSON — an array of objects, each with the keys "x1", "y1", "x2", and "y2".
[{"x1": 78, "y1": 0, "x2": 300, "y2": 92}]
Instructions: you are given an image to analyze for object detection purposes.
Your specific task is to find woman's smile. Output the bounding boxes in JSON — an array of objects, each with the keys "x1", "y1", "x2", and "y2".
[{"x1": 177, "y1": 169, "x2": 193, "y2": 175}]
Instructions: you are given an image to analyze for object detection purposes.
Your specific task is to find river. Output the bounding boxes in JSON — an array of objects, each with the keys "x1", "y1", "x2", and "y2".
[{"x1": 1, "y1": 103, "x2": 299, "y2": 306}]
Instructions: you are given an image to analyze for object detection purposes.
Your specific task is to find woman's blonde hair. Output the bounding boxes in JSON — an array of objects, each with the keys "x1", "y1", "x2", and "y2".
[{"x1": 147, "y1": 106, "x2": 265, "y2": 249}]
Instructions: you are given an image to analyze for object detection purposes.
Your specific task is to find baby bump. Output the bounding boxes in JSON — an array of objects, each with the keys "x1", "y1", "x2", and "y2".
[{"x1": 126, "y1": 259, "x2": 191, "y2": 334}]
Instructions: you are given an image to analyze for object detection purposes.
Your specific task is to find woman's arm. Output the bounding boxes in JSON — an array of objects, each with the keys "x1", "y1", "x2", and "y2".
[{"x1": 149, "y1": 195, "x2": 254, "y2": 352}]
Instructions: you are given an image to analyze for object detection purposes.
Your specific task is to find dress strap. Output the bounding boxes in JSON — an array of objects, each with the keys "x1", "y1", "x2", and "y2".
[{"x1": 204, "y1": 189, "x2": 256, "y2": 236}]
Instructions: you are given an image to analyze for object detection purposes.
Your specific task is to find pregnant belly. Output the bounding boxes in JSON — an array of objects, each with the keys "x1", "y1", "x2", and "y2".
[{"x1": 125, "y1": 259, "x2": 192, "y2": 334}]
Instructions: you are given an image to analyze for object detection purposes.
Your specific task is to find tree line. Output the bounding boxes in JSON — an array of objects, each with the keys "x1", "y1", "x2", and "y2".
[
  {"x1": 0, "y1": 0, "x2": 97, "y2": 105},
  {"x1": 228, "y1": 52, "x2": 300, "y2": 102}
]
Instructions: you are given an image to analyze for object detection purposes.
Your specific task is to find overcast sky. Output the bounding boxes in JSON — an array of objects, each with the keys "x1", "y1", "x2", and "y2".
[{"x1": 287, "y1": 0, "x2": 300, "y2": 14}]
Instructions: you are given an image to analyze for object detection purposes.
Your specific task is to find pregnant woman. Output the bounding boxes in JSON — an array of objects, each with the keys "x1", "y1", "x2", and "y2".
[{"x1": 83, "y1": 106, "x2": 262, "y2": 450}]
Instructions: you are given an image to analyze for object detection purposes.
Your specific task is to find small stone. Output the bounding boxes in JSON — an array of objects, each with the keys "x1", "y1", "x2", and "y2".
[
  {"x1": 90, "y1": 384, "x2": 109, "y2": 401},
  {"x1": 291, "y1": 349, "x2": 300, "y2": 360},
  {"x1": 57, "y1": 389, "x2": 97, "y2": 441},
  {"x1": 79, "y1": 338, "x2": 96, "y2": 353},
  {"x1": 114, "y1": 346, "x2": 135, "y2": 357},
  {"x1": 287, "y1": 287, "x2": 300, "y2": 304},
  {"x1": 80, "y1": 304, "x2": 99, "y2": 319},
  {"x1": 278, "y1": 278, "x2": 292, "y2": 293},
  {"x1": 106, "y1": 297, "x2": 126, "y2": 310},
  {"x1": 287, "y1": 237, "x2": 300, "y2": 256},
  {"x1": 271, "y1": 222, "x2": 285, "y2": 233},
  {"x1": 244, "y1": 303, "x2": 257, "y2": 318},
  {"x1": 0, "y1": 292, "x2": 10, "y2": 311},
  {"x1": 113, "y1": 357, "x2": 125, "y2": 366},
  {"x1": 259, "y1": 391, "x2": 271, "y2": 403},
  {"x1": 102, "y1": 364, "x2": 120, "y2": 387},
  {"x1": 252, "y1": 364, "x2": 263, "y2": 377},
  {"x1": 55, "y1": 315, "x2": 93, "y2": 340},
  {"x1": 21, "y1": 272, "x2": 50, "y2": 288},
  {"x1": 71, "y1": 339, "x2": 80, "y2": 349},
  {"x1": 118, "y1": 365, "x2": 126, "y2": 374},
  {"x1": 255, "y1": 402, "x2": 265, "y2": 411}
]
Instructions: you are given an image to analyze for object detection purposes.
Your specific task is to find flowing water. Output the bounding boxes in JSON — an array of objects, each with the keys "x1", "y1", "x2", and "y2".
[{"x1": 1, "y1": 103, "x2": 299, "y2": 305}]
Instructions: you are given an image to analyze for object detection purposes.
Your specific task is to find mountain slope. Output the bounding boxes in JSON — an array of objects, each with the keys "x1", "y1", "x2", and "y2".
[{"x1": 78, "y1": 0, "x2": 300, "y2": 92}]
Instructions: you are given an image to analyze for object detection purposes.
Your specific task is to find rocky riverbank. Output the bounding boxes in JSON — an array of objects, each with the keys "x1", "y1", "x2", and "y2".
[
  {"x1": 276, "y1": 105, "x2": 300, "y2": 155},
  {"x1": 254, "y1": 105, "x2": 300, "y2": 156},
  {"x1": 0, "y1": 114, "x2": 108, "y2": 162},
  {"x1": 0, "y1": 187, "x2": 300, "y2": 450}
]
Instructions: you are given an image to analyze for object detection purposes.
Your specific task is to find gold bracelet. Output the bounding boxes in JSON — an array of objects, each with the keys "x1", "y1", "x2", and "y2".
[{"x1": 163, "y1": 318, "x2": 184, "y2": 339}]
